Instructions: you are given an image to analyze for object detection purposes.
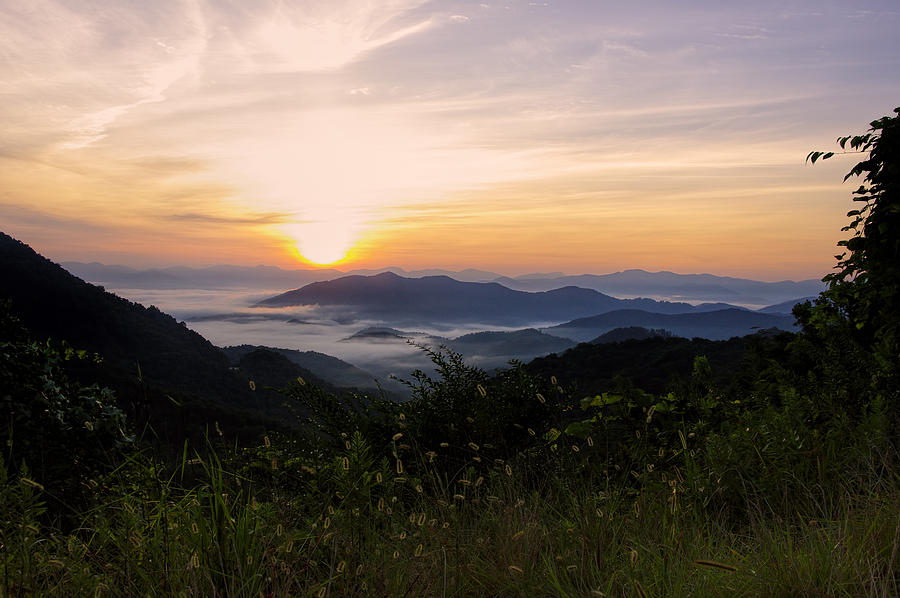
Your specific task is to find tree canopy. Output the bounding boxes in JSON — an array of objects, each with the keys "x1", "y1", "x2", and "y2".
[{"x1": 801, "y1": 107, "x2": 900, "y2": 391}]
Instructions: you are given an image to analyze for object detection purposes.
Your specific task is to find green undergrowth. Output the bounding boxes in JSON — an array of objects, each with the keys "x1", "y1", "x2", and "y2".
[{"x1": 1, "y1": 431, "x2": 896, "y2": 598}]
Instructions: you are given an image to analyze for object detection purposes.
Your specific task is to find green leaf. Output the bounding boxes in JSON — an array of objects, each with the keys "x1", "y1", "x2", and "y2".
[{"x1": 564, "y1": 421, "x2": 592, "y2": 439}]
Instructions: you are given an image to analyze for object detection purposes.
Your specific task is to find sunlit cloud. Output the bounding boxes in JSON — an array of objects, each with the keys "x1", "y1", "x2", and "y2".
[{"x1": 1, "y1": 0, "x2": 898, "y2": 278}]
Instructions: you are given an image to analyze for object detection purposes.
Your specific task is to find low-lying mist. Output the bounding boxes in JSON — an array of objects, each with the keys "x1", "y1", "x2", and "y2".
[{"x1": 109, "y1": 288, "x2": 553, "y2": 385}]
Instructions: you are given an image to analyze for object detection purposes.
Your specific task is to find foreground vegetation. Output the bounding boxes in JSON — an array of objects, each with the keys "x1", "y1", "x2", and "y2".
[{"x1": 2, "y1": 111, "x2": 899, "y2": 597}]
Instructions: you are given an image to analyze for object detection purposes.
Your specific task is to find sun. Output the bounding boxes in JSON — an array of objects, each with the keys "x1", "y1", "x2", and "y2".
[{"x1": 285, "y1": 220, "x2": 358, "y2": 266}]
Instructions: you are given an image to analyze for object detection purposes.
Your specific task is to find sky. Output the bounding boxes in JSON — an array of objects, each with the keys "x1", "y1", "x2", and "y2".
[{"x1": 1, "y1": 0, "x2": 899, "y2": 280}]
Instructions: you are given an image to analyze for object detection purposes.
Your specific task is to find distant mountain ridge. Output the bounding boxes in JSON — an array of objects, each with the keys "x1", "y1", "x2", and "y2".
[
  {"x1": 545, "y1": 308, "x2": 797, "y2": 342},
  {"x1": 63, "y1": 262, "x2": 824, "y2": 307},
  {"x1": 496, "y1": 269, "x2": 825, "y2": 307},
  {"x1": 254, "y1": 272, "x2": 734, "y2": 326}
]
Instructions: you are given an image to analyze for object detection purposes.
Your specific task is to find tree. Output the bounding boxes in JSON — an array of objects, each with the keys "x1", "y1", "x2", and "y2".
[{"x1": 801, "y1": 107, "x2": 900, "y2": 391}]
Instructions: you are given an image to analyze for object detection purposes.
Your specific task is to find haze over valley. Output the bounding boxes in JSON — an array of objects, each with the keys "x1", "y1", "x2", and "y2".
[{"x1": 55, "y1": 259, "x2": 812, "y2": 391}]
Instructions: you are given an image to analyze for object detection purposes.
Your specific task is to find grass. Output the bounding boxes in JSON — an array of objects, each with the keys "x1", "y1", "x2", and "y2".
[{"x1": 1, "y1": 429, "x2": 897, "y2": 598}]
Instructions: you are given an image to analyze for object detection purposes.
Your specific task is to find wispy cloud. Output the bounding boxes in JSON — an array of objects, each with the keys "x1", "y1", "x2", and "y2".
[{"x1": 1, "y1": 0, "x2": 898, "y2": 276}]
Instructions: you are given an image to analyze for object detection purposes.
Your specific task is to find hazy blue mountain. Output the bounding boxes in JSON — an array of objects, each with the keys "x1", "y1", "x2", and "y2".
[
  {"x1": 496, "y1": 269, "x2": 825, "y2": 306},
  {"x1": 64, "y1": 261, "x2": 825, "y2": 309},
  {"x1": 757, "y1": 296, "x2": 817, "y2": 314},
  {"x1": 62, "y1": 262, "x2": 342, "y2": 290},
  {"x1": 545, "y1": 308, "x2": 797, "y2": 342},
  {"x1": 255, "y1": 272, "x2": 726, "y2": 325}
]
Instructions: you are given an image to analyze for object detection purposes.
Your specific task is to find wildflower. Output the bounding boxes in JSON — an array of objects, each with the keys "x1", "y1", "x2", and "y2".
[
  {"x1": 271, "y1": 457, "x2": 278, "y2": 470},
  {"x1": 215, "y1": 421, "x2": 223, "y2": 437},
  {"x1": 440, "y1": 442, "x2": 449, "y2": 448},
  {"x1": 249, "y1": 380, "x2": 256, "y2": 391},
  {"x1": 263, "y1": 435, "x2": 271, "y2": 448}
]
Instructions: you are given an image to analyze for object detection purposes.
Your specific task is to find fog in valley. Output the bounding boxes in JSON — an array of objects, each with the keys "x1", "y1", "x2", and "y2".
[{"x1": 109, "y1": 287, "x2": 554, "y2": 387}]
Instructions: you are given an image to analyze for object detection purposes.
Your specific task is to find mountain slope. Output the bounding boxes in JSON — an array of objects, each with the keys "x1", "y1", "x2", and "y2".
[
  {"x1": 545, "y1": 308, "x2": 797, "y2": 342},
  {"x1": 1, "y1": 233, "x2": 320, "y2": 439},
  {"x1": 255, "y1": 272, "x2": 721, "y2": 325},
  {"x1": 222, "y1": 345, "x2": 379, "y2": 390},
  {"x1": 526, "y1": 335, "x2": 752, "y2": 396},
  {"x1": 496, "y1": 269, "x2": 825, "y2": 306}
]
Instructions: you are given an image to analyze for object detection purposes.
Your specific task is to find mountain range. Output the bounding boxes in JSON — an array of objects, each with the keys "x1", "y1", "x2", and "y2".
[
  {"x1": 254, "y1": 272, "x2": 741, "y2": 326},
  {"x1": 2, "y1": 230, "x2": 814, "y2": 431},
  {"x1": 544, "y1": 308, "x2": 797, "y2": 342},
  {"x1": 64, "y1": 262, "x2": 823, "y2": 307}
]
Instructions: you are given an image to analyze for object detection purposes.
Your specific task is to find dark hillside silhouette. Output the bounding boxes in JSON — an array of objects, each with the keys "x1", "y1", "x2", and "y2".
[{"x1": 0, "y1": 232, "x2": 295, "y2": 440}]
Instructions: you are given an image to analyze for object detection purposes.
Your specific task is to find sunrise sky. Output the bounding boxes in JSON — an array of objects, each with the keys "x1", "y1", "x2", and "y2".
[{"x1": 2, "y1": 0, "x2": 899, "y2": 279}]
